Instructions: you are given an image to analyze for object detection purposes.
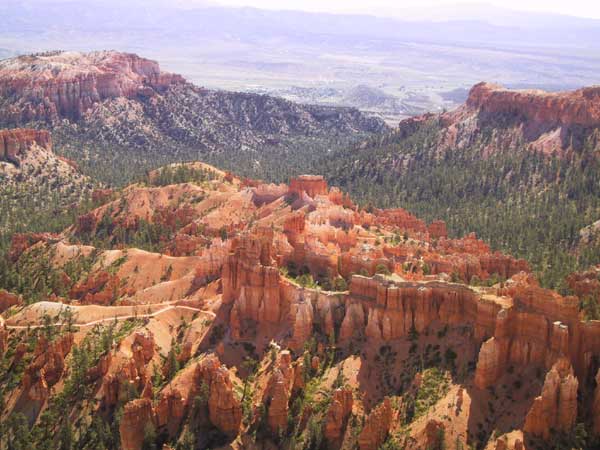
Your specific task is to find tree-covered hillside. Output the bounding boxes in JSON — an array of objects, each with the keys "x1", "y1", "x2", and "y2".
[{"x1": 317, "y1": 119, "x2": 600, "y2": 290}]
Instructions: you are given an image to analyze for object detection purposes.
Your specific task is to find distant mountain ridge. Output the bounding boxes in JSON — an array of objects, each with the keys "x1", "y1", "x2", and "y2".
[
  {"x1": 0, "y1": 50, "x2": 386, "y2": 185},
  {"x1": 1, "y1": 0, "x2": 598, "y2": 119},
  {"x1": 0, "y1": 51, "x2": 186, "y2": 123}
]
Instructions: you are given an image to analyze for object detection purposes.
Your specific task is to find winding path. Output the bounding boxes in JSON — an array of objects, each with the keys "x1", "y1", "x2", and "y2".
[{"x1": 3, "y1": 304, "x2": 212, "y2": 330}]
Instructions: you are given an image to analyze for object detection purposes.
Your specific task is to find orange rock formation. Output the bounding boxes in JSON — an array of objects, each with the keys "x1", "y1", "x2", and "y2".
[
  {"x1": 0, "y1": 51, "x2": 184, "y2": 123},
  {"x1": 0, "y1": 128, "x2": 51, "y2": 164}
]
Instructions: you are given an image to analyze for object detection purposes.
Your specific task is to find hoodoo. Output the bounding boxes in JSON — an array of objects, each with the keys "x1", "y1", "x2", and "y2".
[{"x1": 1, "y1": 163, "x2": 599, "y2": 449}]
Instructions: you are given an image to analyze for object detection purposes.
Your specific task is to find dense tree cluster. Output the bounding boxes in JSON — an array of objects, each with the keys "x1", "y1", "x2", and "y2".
[{"x1": 317, "y1": 121, "x2": 600, "y2": 291}]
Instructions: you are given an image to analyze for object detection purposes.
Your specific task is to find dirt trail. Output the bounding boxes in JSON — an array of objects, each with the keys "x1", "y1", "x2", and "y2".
[{"x1": 4, "y1": 304, "x2": 212, "y2": 330}]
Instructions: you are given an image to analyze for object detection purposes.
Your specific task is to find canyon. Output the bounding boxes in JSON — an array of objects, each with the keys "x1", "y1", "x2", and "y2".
[
  {"x1": 396, "y1": 81, "x2": 600, "y2": 157},
  {"x1": 0, "y1": 46, "x2": 600, "y2": 450},
  {"x1": 0, "y1": 164, "x2": 599, "y2": 449}
]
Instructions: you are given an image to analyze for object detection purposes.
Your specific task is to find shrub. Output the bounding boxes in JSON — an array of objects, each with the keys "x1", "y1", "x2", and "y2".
[{"x1": 375, "y1": 263, "x2": 391, "y2": 275}]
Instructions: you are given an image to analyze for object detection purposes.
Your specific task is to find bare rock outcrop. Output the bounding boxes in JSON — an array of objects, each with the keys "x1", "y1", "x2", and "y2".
[
  {"x1": 289, "y1": 175, "x2": 328, "y2": 198},
  {"x1": 425, "y1": 82, "x2": 600, "y2": 156},
  {"x1": 466, "y1": 82, "x2": 600, "y2": 130},
  {"x1": 154, "y1": 390, "x2": 186, "y2": 437},
  {"x1": 324, "y1": 388, "x2": 354, "y2": 442},
  {"x1": 474, "y1": 337, "x2": 505, "y2": 389},
  {"x1": 223, "y1": 227, "x2": 284, "y2": 332},
  {"x1": 120, "y1": 398, "x2": 156, "y2": 450},
  {"x1": 8, "y1": 232, "x2": 56, "y2": 262},
  {"x1": 424, "y1": 420, "x2": 446, "y2": 449},
  {"x1": 0, "y1": 289, "x2": 20, "y2": 313},
  {"x1": 0, "y1": 128, "x2": 51, "y2": 164},
  {"x1": 21, "y1": 333, "x2": 73, "y2": 402},
  {"x1": 151, "y1": 354, "x2": 241, "y2": 440},
  {"x1": 358, "y1": 397, "x2": 392, "y2": 450},
  {"x1": 264, "y1": 350, "x2": 295, "y2": 433},
  {"x1": 428, "y1": 220, "x2": 448, "y2": 239},
  {"x1": 208, "y1": 365, "x2": 243, "y2": 435},
  {"x1": 69, "y1": 270, "x2": 119, "y2": 305},
  {"x1": 523, "y1": 358, "x2": 578, "y2": 439},
  {"x1": 0, "y1": 51, "x2": 185, "y2": 124}
]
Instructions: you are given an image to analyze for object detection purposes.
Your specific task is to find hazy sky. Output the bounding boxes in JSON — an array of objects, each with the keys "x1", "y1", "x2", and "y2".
[{"x1": 210, "y1": 0, "x2": 600, "y2": 20}]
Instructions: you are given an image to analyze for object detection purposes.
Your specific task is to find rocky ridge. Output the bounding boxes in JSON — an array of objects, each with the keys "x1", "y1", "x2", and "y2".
[
  {"x1": 421, "y1": 81, "x2": 600, "y2": 156},
  {"x1": 0, "y1": 128, "x2": 51, "y2": 164},
  {"x1": 0, "y1": 51, "x2": 185, "y2": 123},
  {"x1": 0, "y1": 51, "x2": 386, "y2": 185}
]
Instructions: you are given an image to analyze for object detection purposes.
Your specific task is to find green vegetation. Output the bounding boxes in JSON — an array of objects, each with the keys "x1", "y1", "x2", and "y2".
[
  {"x1": 143, "y1": 164, "x2": 218, "y2": 187},
  {"x1": 319, "y1": 120, "x2": 600, "y2": 290},
  {"x1": 580, "y1": 294, "x2": 600, "y2": 321},
  {"x1": 0, "y1": 308, "x2": 75, "y2": 402},
  {"x1": 280, "y1": 263, "x2": 350, "y2": 292},
  {"x1": 0, "y1": 187, "x2": 106, "y2": 298},
  {"x1": 413, "y1": 367, "x2": 449, "y2": 418},
  {"x1": 50, "y1": 112, "x2": 373, "y2": 188},
  {"x1": 0, "y1": 245, "x2": 99, "y2": 304},
  {"x1": 0, "y1": 318, "x2": 144, "y2": 449}
]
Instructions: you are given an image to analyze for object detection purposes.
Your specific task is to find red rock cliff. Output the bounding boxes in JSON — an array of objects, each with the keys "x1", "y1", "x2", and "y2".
[
  {"x1": 401, "y1": 81, "x2": 600, "y2": 157},
  {"x1": 223, "y1": 228, "x2": 285, "y2": 337},
  {"x1": 466, "y1": 82, "x2": 600, "y2": 129},
  {"x1": 0, "y1": 129, "x2": 51, "y2": 164},
  {"x1": 0, "y1": 51, "x2": 185, "y2": 123}
]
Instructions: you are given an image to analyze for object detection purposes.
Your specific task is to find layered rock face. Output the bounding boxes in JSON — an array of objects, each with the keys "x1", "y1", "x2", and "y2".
[
  {"x1": 374, "y1": 208, "x2": 427, "y2": 234},
  {"x1": 343, "y1": 275, "x2": 488, "y2": 342},
  {"x1": 393, "y1": 82, "x2": 600, "y2": 157},
  {"x1": 21, "y1": 333, "x2": 74, "y2": 403},
  {"x1": 5, "y1": 164, "x2": 600, "y2": 449},
  {"x1": 0, "y1": 128, "x2": 51, "y2": 164},
  {"x1": 203, "y1": 360, "x2": 243, "y2": 435},
  {"x1": 441, "y1": 82, "x2": 600, "y2": 155},
  {"x1": 473, "y1": 272, "x2": 600, "y2": 390},
  {"x1": 289, "y1": 175, "x2": 329, "y2": 198},
  {"x1": 264, "y1": 350, "x2": 296, "y2": 432},
  {"x1": 101, "y1": 331, "x2": 155, "y2": 409},
  {"x1": 0, "y1": 51, "x2": 184, "y2": 123},
  {"x1": 0, "y1": 52, "x2": 386, "y2": 194},
  {"x1": 223, "y1": 227, "x2": 285, "y2": 337},
  {"x1": 466, "y1": 82, "x2": 600, "y2": 129},
  {"x1": 168, "y1": 355, "x2": 241, "y2": 434},
  {"x1": 70, "y1": 270, "x2": 120, "y2": 305},
  {"x1": 119, "y1": 354, "x2": 241, "y2": 450},
  {"x1": 215, "y1": 175, "x2": 536, "y2": 358}
]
